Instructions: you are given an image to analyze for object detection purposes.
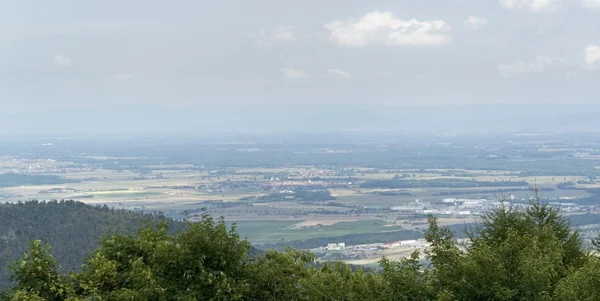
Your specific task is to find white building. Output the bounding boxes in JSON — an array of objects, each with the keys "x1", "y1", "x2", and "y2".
[
  {"x1": 326, "y1": 242, "x2": 346, "y2": 251},
  {"x1": 400, "y1": 240, "x2": 418, "y2": 246}
]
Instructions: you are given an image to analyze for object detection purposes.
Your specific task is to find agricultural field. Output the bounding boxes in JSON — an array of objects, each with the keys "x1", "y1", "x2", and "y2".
[
  {"x1": 227, "y1": 220, "x2": 395, "y2": 244},
  {"x1": 3, "y1": 133, "x2": 600, "y2": 265}
]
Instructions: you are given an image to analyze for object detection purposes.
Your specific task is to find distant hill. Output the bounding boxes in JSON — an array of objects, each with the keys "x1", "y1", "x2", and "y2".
[
  {"x1": 0, "y1": 200, "x2": 186, "y2": 288},
  {"x1": 4, "y1": 104, "x2": 600, "y2": 136}
]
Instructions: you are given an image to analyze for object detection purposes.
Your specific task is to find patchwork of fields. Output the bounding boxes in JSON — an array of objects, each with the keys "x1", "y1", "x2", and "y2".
[{"x1": 3, "y1": 134, "x2": 600, "y2": 264}]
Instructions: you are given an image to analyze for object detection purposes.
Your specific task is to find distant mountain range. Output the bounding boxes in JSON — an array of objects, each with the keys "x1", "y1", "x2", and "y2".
[{"x1": 1, "y1": 104, "x2": 599, "y2": 136}]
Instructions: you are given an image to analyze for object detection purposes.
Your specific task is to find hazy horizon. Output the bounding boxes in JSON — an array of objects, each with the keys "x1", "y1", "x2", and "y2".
[
  {"x1": 2, "y1": 103, "x2": 600, "y2": 136},
  {"x1": 3, "y1": 1, "x2": 600, "y2": 135}
]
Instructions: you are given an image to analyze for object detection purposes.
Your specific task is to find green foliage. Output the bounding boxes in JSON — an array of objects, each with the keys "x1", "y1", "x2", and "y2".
[
  {"x1": 379, "y1": 252, "x2": 435, "y2": 300},
  {"x1": 72, "y1": 215, "x2": 251, "y2": 300},
  {"x1": 554, "y1": 257, "x2": 600, "y2": 300},
  {"x1": 246, "y1": 248, "x2": 315, "y2": 300},
  {"x1": 0, "y1": 200, "x2": 186, "y2": 288},
  {"x1": 7, "y1": 241, "x2": 71, "y2": 301},
  {"x1": 301, "y1": 261, "x2": 388, "y2": 301},
  {"x1": 4, "y1": 191, "x2": 600, "y2": 300},
  {"x1": 293, "y1": 189, "x2": 336, "y2": 202},
  {"x1": 424, "y1": 188, "x2": 590, "y2": 301}
]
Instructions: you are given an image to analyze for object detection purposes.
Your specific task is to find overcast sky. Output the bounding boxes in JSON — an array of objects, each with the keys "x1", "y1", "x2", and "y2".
[{"x1": 2, "y1": 0, "x2": 600, "y2": 113}]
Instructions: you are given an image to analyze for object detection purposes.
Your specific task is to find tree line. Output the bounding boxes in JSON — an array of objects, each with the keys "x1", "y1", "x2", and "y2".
[
  {"x1": 0, "y1": 200, "x2": 186, "y2": 289},
  {"x1": 3, "y1": 189, "x2": 600, "y2": 300}
]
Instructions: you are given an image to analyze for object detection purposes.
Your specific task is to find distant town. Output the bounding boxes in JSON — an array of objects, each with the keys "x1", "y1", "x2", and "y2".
[{"x1": 3, "y1": 133, "x2": 600, "y2": 265}]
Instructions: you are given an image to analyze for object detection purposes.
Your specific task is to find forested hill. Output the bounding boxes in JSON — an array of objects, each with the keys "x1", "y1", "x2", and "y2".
[
  {"x1": 0, "y1": 200, "x2": 185, "y2": 288},
  {"x1": 3, "y1": 197, "x2": 600, "y2": 300}
]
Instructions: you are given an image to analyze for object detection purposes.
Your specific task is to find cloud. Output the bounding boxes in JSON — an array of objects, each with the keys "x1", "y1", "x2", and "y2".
[
  {"x1": 464, "y1": 16, "x2": 489, "y2": 30},
  {"x1": 499, "y1": 0, "x2": 561, "y2": 12},
  {"x1": 328, "y1": 69, "x2": 353, "y2": 79},
  {"x1": 280, "y1": 68, "x2": 310, "y2": 79},
  {"x1": 584, "y1": 45, "x2": 600, "y2": 66},
  {"x1": 324, "y1": 11, "x2": 451, "y2": 48},
  {"x1": 52, "y1": 54, "x2": 72, "y2": 67},
  {"x1": 272, "y1": 26, "x2": 296, "y2": 42},
  {"x1": 498, "y1": 56, "x2": 565, "y2": 77},
  {"x1": 254, "y1": 26, "x2": 297, "y2": 46},
  {"x1": 582, "y1": 0, "x2": 600, "y2": 9}
]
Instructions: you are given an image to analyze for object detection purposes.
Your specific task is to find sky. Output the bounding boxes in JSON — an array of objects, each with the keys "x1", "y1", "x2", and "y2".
[{"x1": 1, "y1": 0, "x2": 600, "y2": 114}]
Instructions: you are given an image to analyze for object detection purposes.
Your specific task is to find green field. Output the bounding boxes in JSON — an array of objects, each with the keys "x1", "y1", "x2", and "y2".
[{"x1": 227, "y1": 220, "x2": 400, "y2": 244}]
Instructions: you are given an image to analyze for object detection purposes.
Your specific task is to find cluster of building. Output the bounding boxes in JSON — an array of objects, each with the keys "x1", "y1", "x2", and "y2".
[
  {"x1": 383, "y1": 239, "x2": 428, "y2": 249},
  {"x1": 325, "y1": 242, "x2": 346, "y2": 251},
  {"x1": 264, "y1": 179, "x2": 351, "y2": 189},
  {"x1": 390, "y1": 197, "x2": 492, "y2": 217},
  {"x1": 317, "y1": 238, "x2": 430, "y2": 261},
  {"x1": 318, "y1": 242, "x2": 377, "y2": 260},
  {"x1": 298, "y1": 169, "x2": 337, "y2": 178},
  {"x1": 0, "y1": 157, "x2": 98, "y2": 174},
  {"x1": 390, "y1": 193, "x2": 600, "y2": 218}
]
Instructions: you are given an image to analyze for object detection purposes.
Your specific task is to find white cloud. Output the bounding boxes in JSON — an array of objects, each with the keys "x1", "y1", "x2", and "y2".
[
  {"x1": 52, "y1": 54, "x2": 72, "y2": 67},
  {"x1": 498, "y1": 56, "x2": 564, "y2": 77},
  {"x1": 499, "y1": 0, "x2": 561, "y2": 12},
  {"x1": 324, "y1": 11, "x2": 451, "y2": 48},
  {"x1": 272, "y1": 26, "x2": 296, "y2": 42},
  {"x1": 328, "y1": 69, "x2": 353, "y2": 79},
  {"x1": 254, "y1": 26, "x2": 297, "y2": 46},
  {"x1": 464, "y1": 16, "x2": 489, "y2": 30},
  {"x1": 584, "y1": 45, "x2": 600, "y2": 66},
  {"x1": 582, "y1": 0, "x2": 600, "y2": 9},
  {"x1": 281, "y1": 68, "x2": 310, "y2": 79}
]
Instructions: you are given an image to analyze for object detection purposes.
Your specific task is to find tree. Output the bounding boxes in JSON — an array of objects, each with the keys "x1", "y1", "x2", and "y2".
[
  {"x1": 3, "y1": 190, "x2": 600, "y2": 300},
  {"x1": 246, "y1": 248, "x2": 314, "y2": 301},
  {"x1": 301, "y1": 261, "x2": 388, "y2": 301},
  {"x1": 380, "y1": 251, "x2": 434, "y2": 301},
  {"x1": 424, "y1": 187, "x2": 588, "y2": 300},
  {"x1": 6, "y1": 240, "x2": 72, "y2": 301},
  {"x1": 553, "y1": 257, "x2": 600, "y2": 300},
  {"x1": 0, "y1": 200, "x2": 186, "y2": 288},
  {"x1": 73, "y1": 215, "x2": 251, "y2": 300}
]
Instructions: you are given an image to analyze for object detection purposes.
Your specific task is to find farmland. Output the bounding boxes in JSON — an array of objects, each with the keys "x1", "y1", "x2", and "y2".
[{"x1": 3, "y1": 132, "x2": 600, "y2": 264}]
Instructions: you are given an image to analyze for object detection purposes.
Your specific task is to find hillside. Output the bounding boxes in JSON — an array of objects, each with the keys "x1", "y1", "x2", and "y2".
[
  {"x1": 3, "y1": 195, "x2": 600, "y2": 300},
  {"x1": 0, "y1": 200, "x2": 185, "y2": 288}
]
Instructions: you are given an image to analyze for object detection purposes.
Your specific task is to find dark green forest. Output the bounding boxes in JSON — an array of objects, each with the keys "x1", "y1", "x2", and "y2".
[
  {"x1": 0, "y1": 200, "x2": 185, "y2": 289},
  {"x1": 4, "y1": 194, "x2": 600, "y2": 300}
]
